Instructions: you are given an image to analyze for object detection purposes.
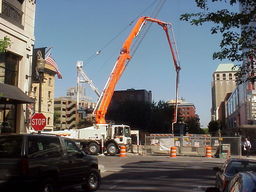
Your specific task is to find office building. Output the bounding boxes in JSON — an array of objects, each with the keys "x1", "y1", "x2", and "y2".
[{"x1": 211, "y1": 63, "x2": 238, "y2": 121}]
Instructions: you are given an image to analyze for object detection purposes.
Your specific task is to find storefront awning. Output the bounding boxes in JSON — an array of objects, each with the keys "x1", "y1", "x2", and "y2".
[{"x1": 0, "y1": 83, "x2": 34, "y2": 104}]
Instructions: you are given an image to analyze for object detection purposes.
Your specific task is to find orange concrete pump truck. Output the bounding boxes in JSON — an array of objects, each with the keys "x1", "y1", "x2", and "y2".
[{"x1": 44, "y1": 16, "x2": 181, "y2": 156}]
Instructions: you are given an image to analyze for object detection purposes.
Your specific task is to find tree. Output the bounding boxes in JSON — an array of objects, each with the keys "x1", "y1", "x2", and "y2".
[
  {"x1": 0, "y1": 37, "x2": 11, "y2": 52},
  {"x1": 149, "y1": 101, "x2": 174, "y2": 133},
  {"x1": 180, "y1": 0, "x2": 256, "y2": 83},
  {"x1": 53, "y1": 112, "x2": 61, "y2": 130},
  {"x1": 185, "y1": 116, "x2": 203, "y2": 134}
]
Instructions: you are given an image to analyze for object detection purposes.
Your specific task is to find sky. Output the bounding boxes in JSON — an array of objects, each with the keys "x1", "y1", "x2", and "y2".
[{"x1": 34, "y1": 0, "x2": 239, "y2": 128}]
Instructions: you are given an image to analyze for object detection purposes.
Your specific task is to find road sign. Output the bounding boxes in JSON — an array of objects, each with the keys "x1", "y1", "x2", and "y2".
[{"x1": 31, "y1": 113, "x2": 46, "y2": 131}]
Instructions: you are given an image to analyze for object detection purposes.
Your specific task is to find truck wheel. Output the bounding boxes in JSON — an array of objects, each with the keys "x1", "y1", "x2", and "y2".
[
  {"x1": 88, "y1": 142, "x2": 100, "y2": 155},
  {"x1": 107, "y1": 143, "x2": 118, "y2": 156},
  {"x1": 82, "y1": 168, "x2": 101, "y2": 192}
]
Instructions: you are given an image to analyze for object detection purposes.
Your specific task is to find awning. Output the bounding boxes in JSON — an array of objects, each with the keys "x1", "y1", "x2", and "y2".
[{"x1": 0, "y1": 83, "x2": 34, "y2": 104}]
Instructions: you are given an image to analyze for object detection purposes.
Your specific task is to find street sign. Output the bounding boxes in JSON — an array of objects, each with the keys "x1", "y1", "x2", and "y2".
[{"x1": 31, "y1": 113, "x2": 46, "y2": 131}]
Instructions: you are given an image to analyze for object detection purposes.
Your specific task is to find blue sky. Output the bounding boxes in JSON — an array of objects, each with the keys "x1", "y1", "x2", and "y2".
[{"x1": 35, "y1": 0, "x2": 239, "y2": 128}]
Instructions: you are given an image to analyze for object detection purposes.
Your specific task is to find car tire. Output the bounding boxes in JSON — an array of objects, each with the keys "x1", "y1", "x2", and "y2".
[
  {"x1": 106, "y1": 143, "x2": 118, "y2": 156},
  {"x1": 39, "y1": 178, "x2": 55, "y2": 192},
  {"x1": 82, "y1": 168, "x2": 101, "y2": 192},
  {"x1": 88, "y1": 142, "x2": 100, "y2": 155}
]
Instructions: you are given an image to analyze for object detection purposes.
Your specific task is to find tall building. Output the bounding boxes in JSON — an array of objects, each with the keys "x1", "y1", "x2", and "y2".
[
  {"x1": 0, "y1": 0, "x2": 36, "y2": 134},
  {"x1": 168, "y1": 99, "x2": 197, "y2": 121},
  {"x1": 29, "y1": 59, "x2": 61, "y2": 131},
  {"x1": 54, "y1": 97, "x2": 77, "y2": 130},
  {"x1": 54, "y1": 88, "x2": 96, "y2": 130},
  {"x1": 211, "y1": 63, "x2": 238, "y2": 121}
]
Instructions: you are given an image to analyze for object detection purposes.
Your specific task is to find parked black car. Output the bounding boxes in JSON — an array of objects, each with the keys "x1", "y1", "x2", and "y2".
[
  {"x1": 227, "y1": 171, "x2": 256, "y2": 192},
  {"x1": 214, "y1": 158, "x2": 256, "y2": 192},
  {"x1": 0, "y1": 133, "x2": 101, "y2": 192}
]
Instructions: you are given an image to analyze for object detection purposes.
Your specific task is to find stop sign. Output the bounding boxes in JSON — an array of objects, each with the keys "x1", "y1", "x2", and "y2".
[{"x1": 31, "y1": 113, "x2": 46, "y2": 131}]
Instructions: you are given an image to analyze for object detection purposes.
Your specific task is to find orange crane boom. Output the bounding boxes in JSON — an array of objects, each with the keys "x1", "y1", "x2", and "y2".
[{"x1": 94, "y1": 16, "x2": 181, "y2": 124}]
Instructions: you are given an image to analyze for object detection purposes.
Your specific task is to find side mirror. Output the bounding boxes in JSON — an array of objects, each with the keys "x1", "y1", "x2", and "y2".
[{"x1": 205, "y1": 187, "x2": 220, "y2": 192}]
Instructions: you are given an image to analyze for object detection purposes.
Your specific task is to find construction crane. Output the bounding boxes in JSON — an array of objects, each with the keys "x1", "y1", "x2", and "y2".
[
  {"x1": 76, "y1": 61, "x2": 101, "y2": 109},
  {"x1": 93, "y1": 16, "x2": 181, "y2": 126},
  {"x1": 44, "y1": 16, "x2": 180, "y2": 156}
]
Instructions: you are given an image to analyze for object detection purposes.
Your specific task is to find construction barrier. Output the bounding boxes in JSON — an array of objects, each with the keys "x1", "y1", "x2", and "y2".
[
  {"x1": 144, "y1": 135, "x2": 241, "y2": 157},
  {"x1": 170, "y1": 146, "x2": 177, "y2": 158},
  {"x1": 205, "y1": 146, "x2": 212, "y2": 158},
  {"x1": 119, "y1": 145, "x2": 127, "y2": 157}
]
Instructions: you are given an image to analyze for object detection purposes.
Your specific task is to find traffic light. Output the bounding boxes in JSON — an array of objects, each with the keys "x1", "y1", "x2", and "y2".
[{"x1": 173, "y1": 122, "x2": 187, "y2": 136}]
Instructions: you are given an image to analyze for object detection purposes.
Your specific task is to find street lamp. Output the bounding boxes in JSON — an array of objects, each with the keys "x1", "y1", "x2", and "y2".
[{"x1": 36, "y1": 56, "x2": 45, "y2": 113}]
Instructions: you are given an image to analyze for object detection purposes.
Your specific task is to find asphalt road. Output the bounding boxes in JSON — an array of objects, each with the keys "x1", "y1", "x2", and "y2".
[{"x1": 96, "y1": 155, "x2": 226, "y2": 192}]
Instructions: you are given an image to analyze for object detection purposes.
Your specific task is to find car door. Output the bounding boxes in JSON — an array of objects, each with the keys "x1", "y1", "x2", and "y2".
[{"x1": 63, "y1": 139, "x2": 90, "y2": 185}]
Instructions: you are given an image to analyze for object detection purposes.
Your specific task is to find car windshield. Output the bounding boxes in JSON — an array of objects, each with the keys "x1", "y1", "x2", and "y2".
[
  {"x1": 226, "y1": 161, "x2": 256, "y2": 176},
  {"x1": 0, "y1": 135, "x2": 22, "y2": 158}
]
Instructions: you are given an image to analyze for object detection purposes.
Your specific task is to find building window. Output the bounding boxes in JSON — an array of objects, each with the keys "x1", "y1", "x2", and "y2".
[
  {"x1": 47, "y1": 117, "x2": 50, "y2": 125},
  {"x1": 1, "y1": 0, "x2": 24, "y2": 28},
  {"x1": 48, "y1": 91, "x2": 51, "y2": 99},
  {"x1": 0, "y1": 52, "x2": 19, "y2": 86},
  {"x1": 0, "y1": 104, "x2": 16, "y2": 133},
  {"x1": 216, "y1": 74, "x2": 220, "y2": 80},
  {"x1": 48, "y1": 78, "x2": 52, "y2": 86},
  {"x1": 223, "y1": 74, "x2": 226, "y2": 80},
  {"x1": 229, "y1": 73, "x2": 233, "y2": 80}
]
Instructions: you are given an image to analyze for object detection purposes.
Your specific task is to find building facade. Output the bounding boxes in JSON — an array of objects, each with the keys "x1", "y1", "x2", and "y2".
[
  {"x1": 0, "y1": 0, "x2": 36, "y2": 134},
  {"x1": 168, "y1": 99, "x2": 197, "y2": 121},
  {"x1": 211, "y1": 63, "x2": 238, "y2": 121},
  {"x1": 29, "y1": 61, "x2": 59, "y2": 131},
  {"x1": 54, "y1": 95, "x2": 96, "y2": 130},
  {"x1": 54, "y1": 97, "x2": 77, "y2": 130},
  {"x1": 222, "y1": 3, "x2": 256, "y2": 137}
]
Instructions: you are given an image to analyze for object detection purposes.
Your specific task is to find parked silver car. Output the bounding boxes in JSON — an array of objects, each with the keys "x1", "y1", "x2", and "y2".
[
  {"x1": 227, "y1": 171, "x2": 256, "y2": 192},
  {"x1": 214, "y1": 158, "x2": 256, "y2": 192}
]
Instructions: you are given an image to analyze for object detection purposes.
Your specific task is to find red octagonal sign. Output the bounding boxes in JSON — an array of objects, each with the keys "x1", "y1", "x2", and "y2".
[{"x1": 31, "y1": 113, "x2": 46, "y2": 131}]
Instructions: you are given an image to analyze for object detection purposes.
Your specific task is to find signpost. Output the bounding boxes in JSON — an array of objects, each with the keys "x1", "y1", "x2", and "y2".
[{"x1": 31, "y1": 113, "x2": 46, "y2": 131}]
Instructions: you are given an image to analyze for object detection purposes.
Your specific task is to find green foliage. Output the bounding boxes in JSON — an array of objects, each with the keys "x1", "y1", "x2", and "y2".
[
  {"x1": 180, "y1": 0, "x2": 256, "y2": 65},
  {"x1": 53, "y1": 111, "x2": 61, "y2": 124},
  {"x1": 0, "y1": 37, "x2": 11, "y2": 52},
  {"x1": 185, "y1": 116, "x2": 203, "y2": 134},
  {"x1": 149, "y1": 101, "x2": 174, "y2": 133}
]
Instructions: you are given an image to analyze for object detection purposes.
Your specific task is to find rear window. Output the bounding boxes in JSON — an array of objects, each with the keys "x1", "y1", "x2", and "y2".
[
  {"x1": 0, "y1": 136, "x2": 22, "y2": 158},
  {"x1": 226, "y1": 161, "x2": 256, "y2": 176},
  {"x1": 27, "y1": 135, "x2": 62, "y2": 158}
]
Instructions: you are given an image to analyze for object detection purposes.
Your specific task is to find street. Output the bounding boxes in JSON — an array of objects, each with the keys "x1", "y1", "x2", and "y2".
[{"x1": 96, "y1": 155, "x2": 225, "y2": 192}]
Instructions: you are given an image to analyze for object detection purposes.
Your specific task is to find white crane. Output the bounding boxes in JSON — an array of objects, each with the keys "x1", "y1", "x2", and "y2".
[{"x1": 76, "y1": 61, "x2": 101, "y2": 109}]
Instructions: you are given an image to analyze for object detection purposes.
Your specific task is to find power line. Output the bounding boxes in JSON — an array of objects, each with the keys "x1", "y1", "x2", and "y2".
[{"x1": 85, "y1": 0, "x2": 161, "y2": 65}]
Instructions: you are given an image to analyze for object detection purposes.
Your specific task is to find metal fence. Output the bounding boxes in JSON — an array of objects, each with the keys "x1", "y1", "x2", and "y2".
[{"x1": 144, "y1": 135, "x2": 242, "y2": 157}]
